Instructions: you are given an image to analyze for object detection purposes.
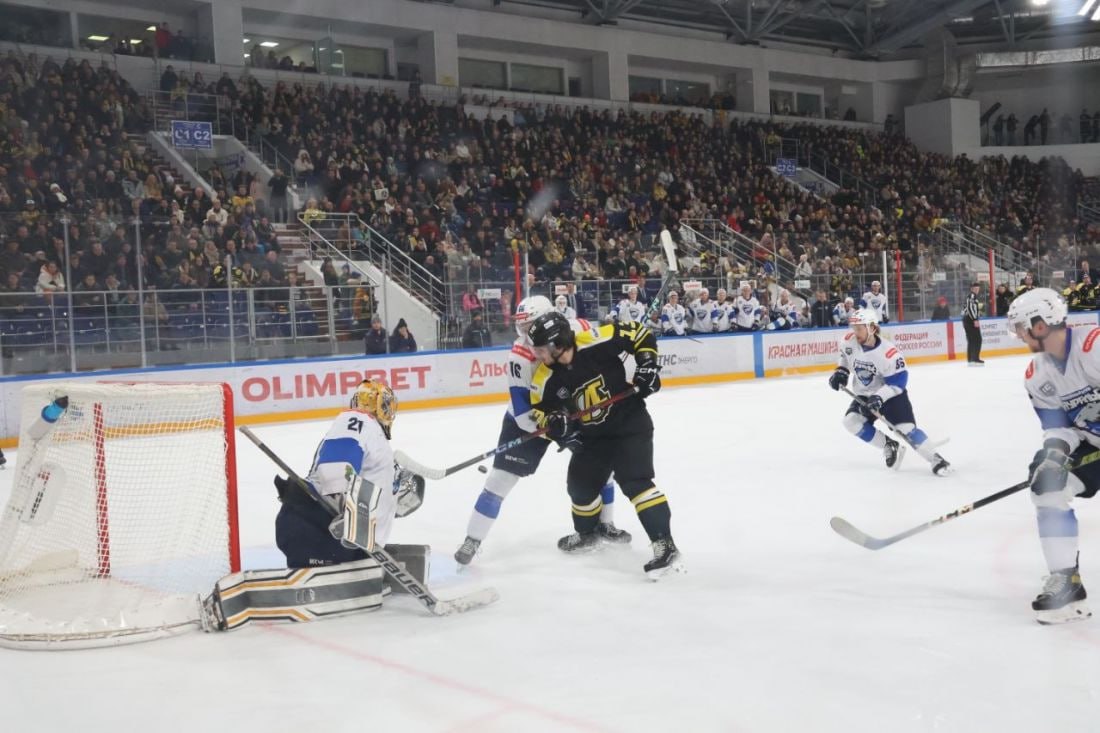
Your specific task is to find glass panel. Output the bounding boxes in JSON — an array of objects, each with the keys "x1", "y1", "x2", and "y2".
[
  {"x1": 459, "y1": 58, "x2": 507, "y2": 90},
  {"x1": 666, "y1": 80, "x2": 710, "y2": 104},
  {"x1": 510, "y1": 63, "x2": 563, "y2": 94}
]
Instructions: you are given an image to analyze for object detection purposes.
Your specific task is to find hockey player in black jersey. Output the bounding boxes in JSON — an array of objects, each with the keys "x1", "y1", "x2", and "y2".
[{"x1": 525, "y1": 311, "x2": 683, "y2": 579}]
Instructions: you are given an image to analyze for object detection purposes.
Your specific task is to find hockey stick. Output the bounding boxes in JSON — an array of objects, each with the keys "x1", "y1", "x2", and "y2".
[
  {"x1": 841, "y1": 385, "x2": 950, "y2": 462},
  {"x1": 830, "y1": 481, "x2": 1029, "y2": 550},
  {"x1": 238, "y1": 426, "x2": 499, "y2": 616},
  {"x1": 832, "y1": 450, "x2": 1100, "y2": 551},
  {"x1": 394, "y1": 387, "x2": 640, "y2": 480}
]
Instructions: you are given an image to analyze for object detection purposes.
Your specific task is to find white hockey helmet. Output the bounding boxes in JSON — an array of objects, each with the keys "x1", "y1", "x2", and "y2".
[
  {"x1": 555, "y1": 294, "x2": 567, "y2": 307},
  {"x1": 1006, "y1": 287, "x2": 1067, "y2": 335},
  {"x1": 515, "y1": 295, "x2": 554, "y2": 337},
  {"x1": 849, "y1": 308, "x2": 879, "y2": 328}
]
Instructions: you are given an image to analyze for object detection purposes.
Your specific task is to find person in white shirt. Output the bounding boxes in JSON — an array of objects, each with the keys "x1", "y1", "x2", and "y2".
[
  {"x1": 611, "y1": 286, "x2": 647, "y2": 324},
  {"x1": 732, "y1": 284, "x2": 762, "y2": 332},
  {"x1": 860, "y1": 280, "x2": 888, "y2": 323},
  {"x1": 833, "y1": 297, "x2": 856, "y2": 326},
  {"x1": 555, "y1": 294, "x2": 576, "y2": 320},
  {"x1": 661, "y1": 291, "x2": 688, "y2": 336},
  {"x1": 688, "y1": 288, "x2": 714, "y2": 334}
]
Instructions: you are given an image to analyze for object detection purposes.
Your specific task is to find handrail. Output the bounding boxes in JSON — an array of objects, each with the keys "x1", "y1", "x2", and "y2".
[
  {"x1": 1080, "y1": 201, "x2": 1100, "y2": 225},
  {"x1": 143, "y1": 88, "x2": 235, "y2": 137},
  {"x1": 680, "y1": 218, "x2": 799, "y2": 289},
  {"x1": 296, "y1": 212, "x2": 446, "y2": 314}
]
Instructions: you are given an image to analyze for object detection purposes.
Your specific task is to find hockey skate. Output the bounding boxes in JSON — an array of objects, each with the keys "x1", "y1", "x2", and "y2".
[
  {"x1": 931, "y1": 455, "x2": 953, "y2": 476},
  {"x1": 598, "y1": 522, "x2": 632, "y2": 544},
  {"x1": 644, "y1": 538, "x2": 684, "y2": 580},
  {"x1": 454, "y1": 536, "x2": 481, "y2": 566},
  {"x1": 883, "y1": 437, "x2": 904, "y2": 470},
  {"x1": 1033, "y1": 567, "x2": 1091, "y2": 625},
  {"x1": 557, "y1": 531, "x2": 601, "y2": 553}
]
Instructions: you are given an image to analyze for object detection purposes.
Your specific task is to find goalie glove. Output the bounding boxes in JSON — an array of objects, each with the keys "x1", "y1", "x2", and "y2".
[{"x1": 393, "y1": 465, "x2": 425, "y2": 518}]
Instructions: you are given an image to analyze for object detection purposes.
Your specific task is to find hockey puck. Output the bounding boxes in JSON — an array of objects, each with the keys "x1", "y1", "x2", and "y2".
[{"x1": 478, "y1": 465, "x2": 488, "y2": 474}]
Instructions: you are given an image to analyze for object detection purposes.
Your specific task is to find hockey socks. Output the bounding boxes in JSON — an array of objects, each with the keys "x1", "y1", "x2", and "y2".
[
  {"x1": 465, "y1": 470, "x2": 520, "y2": 542},
  {"x1": 1037, "y1": 506, "x2": 1080, "y2": 573},
  {"x1": 629, "y1": 487, "x2": 672, "y2": 542}
]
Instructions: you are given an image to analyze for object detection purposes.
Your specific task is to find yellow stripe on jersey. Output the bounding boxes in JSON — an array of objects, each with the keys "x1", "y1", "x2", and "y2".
[{"x1": 572, "y1": 497, "x2": 604, "y2": 517}]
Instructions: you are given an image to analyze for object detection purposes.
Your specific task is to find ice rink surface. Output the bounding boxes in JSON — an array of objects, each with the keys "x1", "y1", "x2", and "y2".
[{"x1": 3, "y1": 354, "x2": 1100, "y2": 732}]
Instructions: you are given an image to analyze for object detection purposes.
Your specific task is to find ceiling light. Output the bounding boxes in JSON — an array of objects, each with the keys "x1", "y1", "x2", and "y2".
[
  {"x1": 243, "y1": 38, "x2": 250, "y2": 43},
  {"x1": 1030, "y1": 0, "x2": 1050, "y2": 7},
  {"x1": 146, "y1": 25, "x2": 156, "y2": 32},
  {"x1": 1079, "y1": 0, "x2": 1098, "y2": 15},
  {"x1": 130, "y1": 39, "x2": 142, "y2": 44},
  {"x1": 244, "y1": 53, "x2": 250, "y2": 58},
  {"x1": 87, "y1": 35, "x2": 109, "y2": 42},
  {"x1": 260, "y1": 41, "x2": 279, "y2": 48}
]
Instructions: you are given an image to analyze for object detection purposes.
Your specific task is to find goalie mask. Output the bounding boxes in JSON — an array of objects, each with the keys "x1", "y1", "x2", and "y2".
[{"x1": 350, "y1": 379, "x2": 397, "y2": 439}]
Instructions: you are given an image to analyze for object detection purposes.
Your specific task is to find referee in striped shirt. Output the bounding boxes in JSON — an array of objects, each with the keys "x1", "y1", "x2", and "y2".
[{"x1": 963, "y1": 282, "x2": 984, "y2": 365}]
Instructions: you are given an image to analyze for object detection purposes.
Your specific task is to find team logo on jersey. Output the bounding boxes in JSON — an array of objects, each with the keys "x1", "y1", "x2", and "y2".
[
  {"x1": 853, "y1": 361, "x2": 877, "y2": 386},
  {"x1": 1040, "y1": 381, "x2": 1057, "y2": 397},
  {"x1": 1070, "y1": 390, "x2": 1100, "y2": 434},
  {"x1": 575, "y1": 375, "x2": 612, "y2": 425},
  {"x1": 556, "y1": 387, "x2": 571, "y2": 399}
]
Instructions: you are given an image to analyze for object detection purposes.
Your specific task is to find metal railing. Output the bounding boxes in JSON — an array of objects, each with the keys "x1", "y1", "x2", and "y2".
[
  {"x1": 0, "y1": 284, "x2": 394, "y2": 374},
  {"x1": 679, "y1": 218, "x2": 800, "y2": 292},
  {"x1": 296, "y1": 212, "x2": 447, "y2": 314},
  {"x1": 144, "y1": 89, "x2": 237, "y2": 137},
  {"x1": 1080, "y1": 201, "x2": 1100, "y2": 226}
]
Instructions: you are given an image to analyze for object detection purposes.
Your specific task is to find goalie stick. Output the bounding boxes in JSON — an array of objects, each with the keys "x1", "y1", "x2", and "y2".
[
  {"x1": 394, "y1": 387, "x2": 640, "y2": 480},
  {"x1": 238, "y1": 426, "x2": 498, "y2": 616}
]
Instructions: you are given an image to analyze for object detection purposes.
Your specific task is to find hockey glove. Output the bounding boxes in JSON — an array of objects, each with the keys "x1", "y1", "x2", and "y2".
[
  {"x1": 633, "y1": 357, "x2": 662, "y2": 398},
  {"x1": 863, "y1": 394, "x2": 884, "y2": 415},
  {"x1": 538, "y1": 410, "x2": 584, "y2": 452},
  {"x1": 393, "y1": 466, "x2": 426, "y2": 518},
  {"x1": 1029, "y1": 440, "x2": 1073, "y2": 495},
  {"x1": 828, "y1": 367, "x2": 850, "y2": 391}
]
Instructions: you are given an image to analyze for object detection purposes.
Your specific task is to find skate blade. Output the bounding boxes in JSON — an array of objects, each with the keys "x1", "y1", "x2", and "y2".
[
  {"x1": 888, "y1": 446, "x2": 906, "y2": 471},
  {"x1": 933, "y1": 463, "x2": 954, "y2": 477},
  {"x1": 1036, "y1": 600, "x2": 1092, "y2": 625},
  {"x1": 600, "y1": 533, "x2": 634, "y2": 546},
  {"x1": 645, "y1": 558, "x2": 686, "y2": 581}
]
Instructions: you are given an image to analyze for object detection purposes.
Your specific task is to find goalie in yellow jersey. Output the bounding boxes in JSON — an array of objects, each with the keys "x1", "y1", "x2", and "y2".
[{"x1": 526, "y1": 311, "x2": 684, "y2": 579}]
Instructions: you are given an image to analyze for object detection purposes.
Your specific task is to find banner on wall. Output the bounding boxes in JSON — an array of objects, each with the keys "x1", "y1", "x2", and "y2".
[{"x1": 4, "y1": 316, "x2": 1098, "y2": 442}]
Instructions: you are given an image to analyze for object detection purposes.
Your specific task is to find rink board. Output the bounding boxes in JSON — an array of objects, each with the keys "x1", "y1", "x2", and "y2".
[{"x1": 2, "y1": 315, "x2": 1096, "y2": 445}]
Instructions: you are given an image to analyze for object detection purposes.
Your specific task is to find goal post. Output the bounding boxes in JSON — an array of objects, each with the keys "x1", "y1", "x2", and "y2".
[{"x1": 0, "y1": 381, "x2": 239, "y2": 649}]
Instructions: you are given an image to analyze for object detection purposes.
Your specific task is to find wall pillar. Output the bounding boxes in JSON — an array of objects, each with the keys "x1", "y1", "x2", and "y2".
[
  {"x1": 592, "y1": 50, "x2": 628, "y2": 101},
  {"x1": 417, "y1": 31, "x2": 458, "y2": 86}
]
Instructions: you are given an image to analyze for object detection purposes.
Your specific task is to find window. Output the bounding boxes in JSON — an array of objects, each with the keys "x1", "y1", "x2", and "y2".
[
  {"x1": 666, "y1": 80, "x2": 710, "y2": 103},
  {"x1": 629, "y1": 75, "x2": 661, "y2": 98},
  {"x1": 510, "y1": 63, "x2": 563, "y2": 94},
  {"x1": 459, "y1": 58, "x2": 506, "y2": 89}
]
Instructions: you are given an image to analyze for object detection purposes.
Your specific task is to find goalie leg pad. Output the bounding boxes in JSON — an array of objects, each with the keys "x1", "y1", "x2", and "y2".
[
  {"x1": 203, "y1": 558, "x2": 384, "y2": 632},
  {"x1": 382, "y1": 544, "x2": 430, "y2": 595}
]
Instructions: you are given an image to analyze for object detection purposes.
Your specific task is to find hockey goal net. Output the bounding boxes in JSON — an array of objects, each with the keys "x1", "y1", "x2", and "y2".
[{"x1": 0, "y1": 382, "x2": 239, "y2": 649}]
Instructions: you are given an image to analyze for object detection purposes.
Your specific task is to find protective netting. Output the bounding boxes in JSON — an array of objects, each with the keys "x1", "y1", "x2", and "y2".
[{"x1": 0, "y1": 382, "x2": 237, "y2": 649}]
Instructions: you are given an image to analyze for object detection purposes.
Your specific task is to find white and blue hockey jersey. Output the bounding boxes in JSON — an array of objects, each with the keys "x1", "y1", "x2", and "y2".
[
  {"x1": 555, "y1": 304, "x2": 577, "y2": 320},
  {"x1": 688, "y1": 297, "x2": 715, "y2": 332},
  {"x1": 506, "y1": 318, "x2": 592, "y2": 432},
  {"x1": 307, "y1": 409, "x2": 398, "y2": 548},
  {"x1": 661, "y1": 302, "x2": 688, "y2": 335},
  {"x1": 1025, "y1": 327, "x2": 1100, "y2": 452},
  {"x1": 733, "y1": 295, "x2": 762, "y2": 330},
  {"x1": 612, "y1": 297, "x2": 647, "y2": 324},
  {"x1": 833, "y1": 302, "x2": 855, "y2": 326},
  {"x1": 712, "y1": 300, "x2": 735, "y2": 332},
  {"x1": 837, "y1": 331, "x2": 909, "y2": 401},
  {"x1": 861, "y1": 290, "x2": 888, "y2": 321}
]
